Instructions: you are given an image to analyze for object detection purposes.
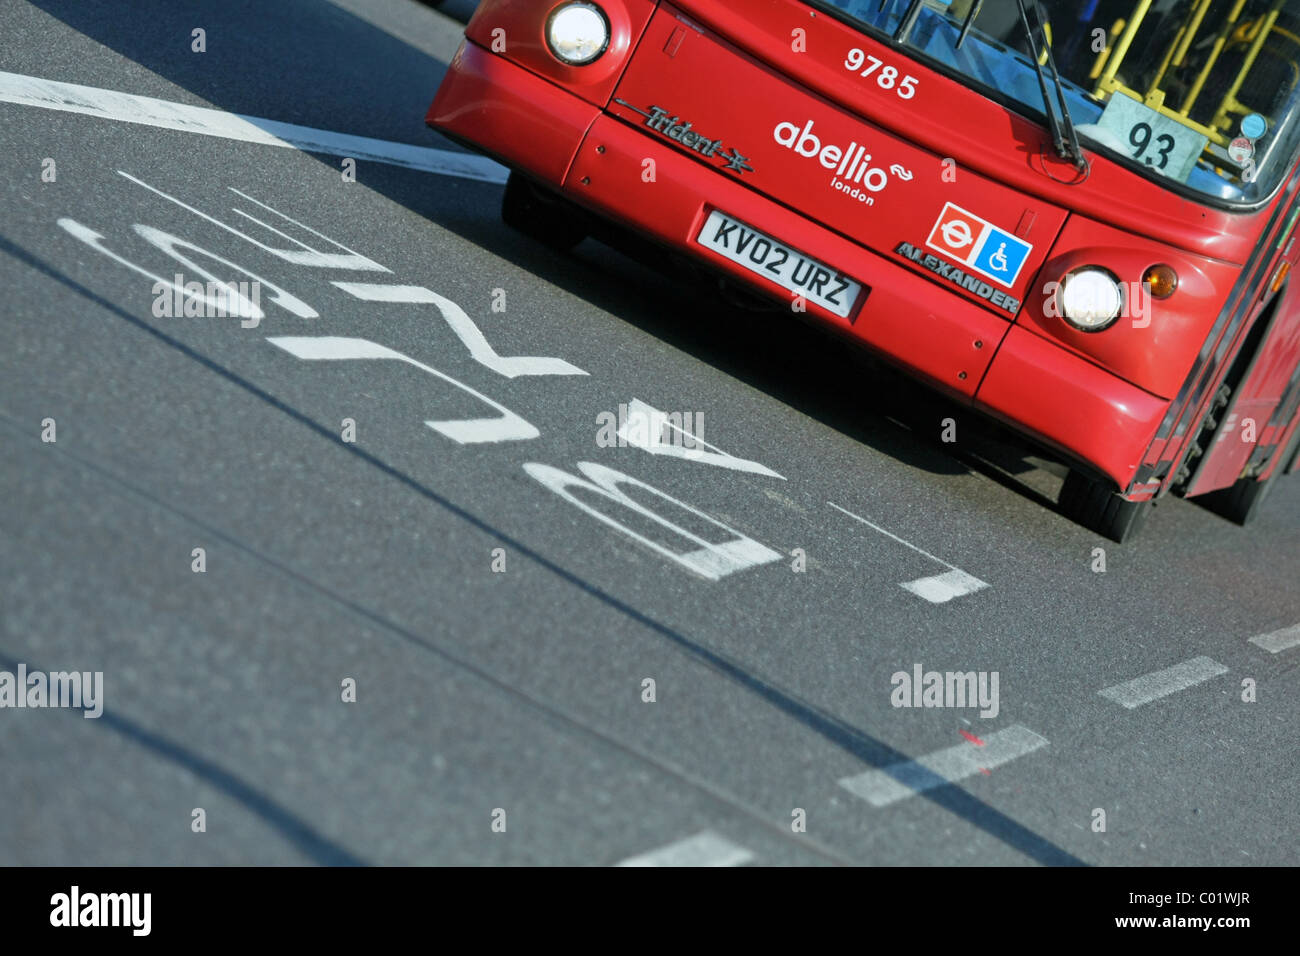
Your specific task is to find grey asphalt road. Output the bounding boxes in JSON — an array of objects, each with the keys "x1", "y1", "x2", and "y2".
[{"x1": 1, "y1": 0, "x2": 1297, "y2": 867}]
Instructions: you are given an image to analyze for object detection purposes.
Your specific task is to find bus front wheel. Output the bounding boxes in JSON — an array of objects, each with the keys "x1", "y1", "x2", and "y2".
[{"x1": 1058, "y1": 470, "x2": 1153, "y2": 543}]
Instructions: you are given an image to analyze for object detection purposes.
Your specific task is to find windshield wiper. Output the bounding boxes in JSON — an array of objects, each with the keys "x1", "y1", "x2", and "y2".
[
  {"x1": 1014, "y1": 0, "x2": 1087, "y2": 171},
  {"x1": 957, "y1": 0, "x2": 983, "y2": 50},
  {"x1": 892, "y1": 0, "x2": 924, "y2": 42}
]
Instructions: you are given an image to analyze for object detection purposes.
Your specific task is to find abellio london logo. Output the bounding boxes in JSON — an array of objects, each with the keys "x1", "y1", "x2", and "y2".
[{"x1": 773, "y1": 119, "x2": 911, "y2": 206}]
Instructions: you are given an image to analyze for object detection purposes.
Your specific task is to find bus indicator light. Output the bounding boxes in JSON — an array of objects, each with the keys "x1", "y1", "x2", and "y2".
[{"x1": 1143, "y1": 264, "x2": 1178, "y2": 299}]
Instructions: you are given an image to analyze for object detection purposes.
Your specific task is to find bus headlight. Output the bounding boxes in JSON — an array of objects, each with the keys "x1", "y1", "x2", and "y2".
[
  {"x1": 1058, "y1": 267, "x2": 1123, "y2": 331},
  {"x1": 546, "y1": 2, "x2": 610, "y2": 65}
]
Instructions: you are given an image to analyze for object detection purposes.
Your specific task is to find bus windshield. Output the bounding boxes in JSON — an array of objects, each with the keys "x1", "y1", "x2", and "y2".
[{"x1": 816, "y1": 0, "x2": 1300, "y2": 206}]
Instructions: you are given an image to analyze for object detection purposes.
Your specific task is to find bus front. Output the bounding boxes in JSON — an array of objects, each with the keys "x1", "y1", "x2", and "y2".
[{"x1": 428, "y1": 0, "x2": 1300, "y2": 541}]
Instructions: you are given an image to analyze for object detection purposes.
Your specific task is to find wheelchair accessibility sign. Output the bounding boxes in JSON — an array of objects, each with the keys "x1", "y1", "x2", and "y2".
[{"x1": 925, "y1": 202, "x2": 1032, "y2": 289}]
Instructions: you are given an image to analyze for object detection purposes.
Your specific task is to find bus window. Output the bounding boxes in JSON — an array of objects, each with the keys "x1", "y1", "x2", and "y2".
[{"x1": 815, "y1": 0, "x2": 1300, "y2": 206}]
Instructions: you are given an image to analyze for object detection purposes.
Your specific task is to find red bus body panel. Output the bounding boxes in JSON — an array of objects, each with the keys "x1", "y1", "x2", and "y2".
[
  {"x1": 664, "y1": 0, "x2": 1261, "y2": 263},
  {"x1": 1015, "y1": 215, "x2": 1241, "y2": 401},
  {"x1": 1187, "y1": 264, "x2": 1300, "y2": 494},
  {"x1": 427, "y1": 0, "x2": 1300, "y2": 502},
  {"x1": 608, "y1": 12, "x2": 1071, "y2": 321},
  {"x1": 463, "y1": 0, "x2": 658, "y2": 108},
  {"x1": 567, "y1": 111, "x2": 1011, "y2": 397},
  {"x1": 429, "y1": 40, "x2": 598, "y2": 185}
]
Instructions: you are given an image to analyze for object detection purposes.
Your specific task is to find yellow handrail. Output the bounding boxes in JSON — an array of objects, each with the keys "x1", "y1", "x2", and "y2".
[
  {"x1": 1180, "y1": 0, "x2": 1249, "y2": 115},
  {"x1": 1099, "y1": 0, "x2": 1152, "y2": 89},
  {"x1": 1212, "y1": 3, "x2": 1285, "y2": 131},
  {"x1": 1090, "y1": 19, "x2": 1126, "y2": 80}
]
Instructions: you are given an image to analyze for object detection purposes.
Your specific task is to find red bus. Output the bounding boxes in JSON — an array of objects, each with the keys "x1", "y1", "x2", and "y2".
[{"x1": 427, "y1": 0, "x2": 1300, "y2": 541}]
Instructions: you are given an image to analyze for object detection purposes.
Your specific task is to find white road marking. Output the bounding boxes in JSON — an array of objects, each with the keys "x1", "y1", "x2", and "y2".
[
  {"x1": 0, "y1": 71, "x2": 508, "y2": 183},
  {"x1": 333, "y1": 282, "x2": 587, "y2": 378},
  {"x1": 1248, "y1": 624, "x2": 1300, "y2": 654},
  {"x1": 616, "y1": 398, "x2": 785, "y2": 479},
  {"x1": 333, "y1": 283, "x2": 441, "y2": 304},
  {"x1": 267, "y1": 336, "x2": 539, "y2": 444},
  {"x1": 58, "y1": 218, "x2": 260, "y2": 320},
  {"x1": 1097, "y1": 656, "x2": 1228, "y2": 709},
  {"x1": 828, "y1": 502, "x2": 989, "y2": 603},
  {"x1": 58, "y1": 217, "x2": 324, "y2": 326},
  {"x1": 615, "y1": 830, "x2": 754, "y2": 867},
  {"x1": 119, "y1": 172, "x2": 390, "y2": 272},
  {"x1": 524, "y1": 462, "x2": 781, "y2": 580},
  {"x1": 900, "y1": 569, "x2": 988, "y2": 604},
  {"x1": 838, "y1": 725, "x2": 1048, "y2": 808}
]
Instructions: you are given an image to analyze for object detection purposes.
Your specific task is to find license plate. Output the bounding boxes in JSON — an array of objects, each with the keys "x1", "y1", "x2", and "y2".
[{"x1": 696, "y1": 210, "x2": 864, "y2": 318}]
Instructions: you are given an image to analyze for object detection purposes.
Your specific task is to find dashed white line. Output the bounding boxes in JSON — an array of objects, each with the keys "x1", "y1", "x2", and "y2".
[
  {"x1": 1248, "y1": 624, "x2": 1300, "y2": 654},
  {"x1": 838, "y1": 725, "x2": 1048, "y2": 808},
  {"x1": 1097, "y1": 656, "x2": 1229, "y2": 709},
  {"x1": 900, "y1": 568, "x2": 988, "y2": 604},
  {"x1": 828, "y1": 501, "x2": 989, "y2": 603},
  {"x1": 614, "y1": 830, "x2": 755, "y2": 867},
  {"x1": 0, "y1": 70, "x2": 508, "y2": 183}
]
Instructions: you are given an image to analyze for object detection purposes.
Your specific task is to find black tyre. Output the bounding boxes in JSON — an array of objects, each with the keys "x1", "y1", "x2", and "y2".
[
  {"x1": 1058, "y1": 469, "x2": 1153, "y2": 543},
  {"x1": 1196, "y1": 426, "x2": 1300, "y2": 525},
  {"x1": 501, "y1": 172, "x2": 588, "y2": 250},
  {"x1": 1197, "y1": 475, "x2": 1276, "y2": 525}
]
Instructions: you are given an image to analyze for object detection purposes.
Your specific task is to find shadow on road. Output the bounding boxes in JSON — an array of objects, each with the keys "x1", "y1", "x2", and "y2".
[{"x1": 17, "y1": 0, "x2": 1084, "y2": 866}]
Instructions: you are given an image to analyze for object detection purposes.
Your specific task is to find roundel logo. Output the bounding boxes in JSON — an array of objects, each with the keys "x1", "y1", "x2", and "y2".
[
  {"x1": 927, "y1": 204, "x2": 981, "y2": 259},
  {"x1": 924, "y1": 202, "x2": 1033, "y2": 288}
]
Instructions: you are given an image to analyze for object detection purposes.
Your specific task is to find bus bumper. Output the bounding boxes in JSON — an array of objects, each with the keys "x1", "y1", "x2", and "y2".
[{"x1": 976, "y1": 326, "x2": 1168, "y2": 490}]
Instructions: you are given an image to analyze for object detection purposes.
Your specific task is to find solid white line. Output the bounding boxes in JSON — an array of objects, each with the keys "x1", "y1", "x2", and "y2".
[
  {"x1": 0, "y1": 70, "x2": 508, "y2": 184},
  {"x1": 900, "y1": 569, "x2": 989, "y2": 604},
  {"x1": 1097, "y1": 656, "x2": 1228, "y2": 709},
  {"x1": 829, "y1": 501, "x2": 990, "y2": 602},
  {"x1": 838, "y1": 726, "x2": 1048, "y2": 808},
  {"x1": 1248, "y1": 624, "x2": 1300, "y2": 654},
  {"x1": 828, "y1": 501, "x2": 956, "y2": 569},
  {"x1": 615, "y1": 830, "x2": 755, "y2": 867}
]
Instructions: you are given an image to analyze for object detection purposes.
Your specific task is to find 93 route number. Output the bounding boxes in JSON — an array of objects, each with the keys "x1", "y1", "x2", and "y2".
[
  {"x1": 844, "y1": 48, "x2": 918, "y2": 100},
  {"x1": 1127, "y1": 122, "x2": 1174, "y2": 170},
  {"x1": 1096, "y1": 92, "x2": 1207, "y2": 183}
]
